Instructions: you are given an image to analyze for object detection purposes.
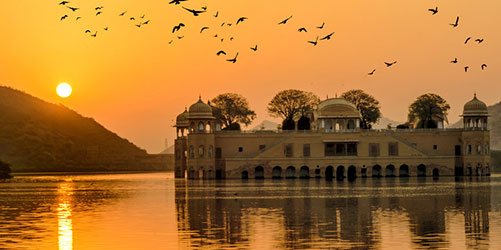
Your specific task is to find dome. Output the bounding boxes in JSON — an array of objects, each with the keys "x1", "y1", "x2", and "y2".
[
  {"x1": 317, "y1": 98, "x2": 361, "y2": 118},
  {"x1": 463, "y1": 94, "x2": 488, "y2": 116},
  {"x1": 188, "y1": 97, "x2": 215, "y2": 119},
  {"x1": 176, "y1": 108, "x2": 189, "y2": 127}
]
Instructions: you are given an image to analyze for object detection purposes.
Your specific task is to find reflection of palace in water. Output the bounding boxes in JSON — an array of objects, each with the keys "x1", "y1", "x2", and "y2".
[
  {"x1": 174, "y1": 178, "x2": 492, "y2": 249},
  {"x1": 175, "y1": 95, "x2": 491, "y2": 180}
]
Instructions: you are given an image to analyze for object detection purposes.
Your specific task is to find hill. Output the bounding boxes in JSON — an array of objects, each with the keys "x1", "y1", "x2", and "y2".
[
  {"x1": 449, "y1": 100, "x2": 501, "y2": 150},
  {"x1": 251, "y1": 120, "x2": 279, "y2": 131},
  {"x1": 373, "y1": 117, "x2": 403, "y2": 129},
  {"x1": 0, "y1": 86, "x2": 153, "y2": 172}
]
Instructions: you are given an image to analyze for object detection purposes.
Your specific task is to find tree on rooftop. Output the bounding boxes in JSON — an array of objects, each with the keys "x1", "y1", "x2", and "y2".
[
  {"x1": 267, "y1": 89, "x2": 320, "y2": 130},
  {"x1": 408, "y1": 93, "x2": 450, "y2": 128},
  {"x1": 211, "y1": 93, "x2": 256, "y2": 131},
  {"x1": 341, "y1": 89, "x2": 381, "y2": 129}
]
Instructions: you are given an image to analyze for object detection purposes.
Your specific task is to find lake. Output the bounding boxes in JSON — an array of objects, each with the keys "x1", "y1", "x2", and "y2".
[{"x1": 1, "y1": 173, "x2": 501, "y2": 249}]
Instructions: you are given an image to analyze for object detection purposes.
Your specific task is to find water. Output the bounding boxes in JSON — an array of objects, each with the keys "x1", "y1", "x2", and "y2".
[{"x1": 1, "y1": 173, "x2": 501, "y2": 250}]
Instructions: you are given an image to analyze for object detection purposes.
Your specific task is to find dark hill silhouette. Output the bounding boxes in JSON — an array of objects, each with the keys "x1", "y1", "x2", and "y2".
[{"x1": 0, "y1": 86, "x2": 153, "y2": 172}]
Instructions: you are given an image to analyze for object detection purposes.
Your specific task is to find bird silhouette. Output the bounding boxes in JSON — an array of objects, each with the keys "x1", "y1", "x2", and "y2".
[
  {"x1": 142, "y1": 20, "x2": 150, "y2": 25},
  {"x1": 214, "y1": 11, "x2": 219, "y2": 18},
  {"x1": 450, "y1": 58, "x2": 458, "y2": 63},
  {"x1": 136, "y1": 23, "x2": 141, "y2": 28},
  {"x1": 85, "y1": 29, "x2": 91, "y2": 33},
  {"x1": 368, "y1": 69, "x2": 376, "y2": 75},
  {"x1": 168, "y1": 40, "x2": 173, "y2": 44},
  {"x1": 464, "y1": 37, "x2": 471, "y2": 44},
  {"x1": 67, "y1": 6, "x2": 79, "y2": 11},
  {"x1": 104, "y1": 27, "x2": 108, "y2": 31},
  {"x1": 428, "y1": 7, "x2": 438, "y2": 15},
  {"x1": 307, "y1": 36, "x2": 319, "y2": 46},
  {"x1": 221, "y1": 22, "x2": 225, "y2": 27},
  {"x1": 316, "y1": 22, "x2": 325, "y2": 29},
  {"x1": 91, "y1": 31, "x2": 97, "y2": 37},
  {"x1": 60, "y1": 15, "x2": 68, "y2": 21},
  {"x1": 475, "y1": 38, "x2": 484, "y2": 43},
  {"x1": 200, "y1": 26, "x2": 209, "y2": 33},
  {"x1": 177, "y1": 36, "x2": 184, "y2": 39},
  {"x1": 216, "y1": 50, "x2": 226, "y2": 56},
  {"x1": 221, "y1": 38, "x2": 224, "y2": 42},
  {"x1": 169, "y1": 0, "x2": 186, "y2": 4},
  {"x1": 76, "y1": 16, "x2": 81, "y2": 20},
  {"x1": 183, "y1": 7, "x2": 205, "y2": 16},
  {"x1": 130, "y1": 17, "x2": 135, "y2": 20},
  {"x1": 59, "y1": 1, "x2": 69, "y2": 5},
  {"x1": 236, "y1": 17, "x2": 248, "y2": 24},
  {"x1": 278, "y1": 15, "x2": 293, "y2": 25},
  {"x1": 250, "y1": 45, "x2": 258, "y2": 51},
  {"x1": 201, "y1": 6, "x2": 207, "y2": 11},
  {"x1": 96, "y1": 11, "x2": 102, "y2": 16},
  {"x1": 384, "y1": 61, "x2": 397, "y2": 67},
  {"x1": 227, "y1": 52, "x2": 239, "y2": 63},
  {"x1": 227, "y1": 23, "x2": 232, "y2": 26},
  {"x1": 464, "y1": 66, "x2": 469, "y2": 72},
  {"x1": 481, "y1": 64, "x2": 487, "y2": 70},
  {"x1": 450, "y1": 16, "x2": 459, "y2": 27},
  {"x1": 230, "y1": 37, "x2": 234, "y2": 41},
  {"x1": 95, "y1": 6, "x2": 103, "y2": 10},
  {"x1": 320, "y1": 32, "x2": 334, "y2": 40},
  {"x1": 119, "y1": 11, "x2": 127, "y2": 16},
  {"x1": 172, "y1": 23, "x2": 185, "y2": 33},
  {"x1": 140, "y1": 14, "x2": 145, "y2": 19},
  {"x1": 214, "y1": 34, "x2": 218, "y2": 37},
  {"x1": 298, "y1": 27, "x2": 307, "y2": 32}
]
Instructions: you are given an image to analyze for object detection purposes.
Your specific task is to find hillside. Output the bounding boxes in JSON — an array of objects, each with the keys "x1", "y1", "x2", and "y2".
[
  {"x1": 449, "y1": 100, "x2": 501, "y2": 150},
  {"x1": 0, "y1": 86, "x2": 150, "y2": 172}
]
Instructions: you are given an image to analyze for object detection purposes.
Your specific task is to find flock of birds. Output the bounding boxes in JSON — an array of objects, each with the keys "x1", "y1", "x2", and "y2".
[
  {"x1": 57, "y1": 1, "x2": 489, "y2": 74},
  {"x1": 368, "y1": 6, "x2": 488, "y2": 76}
]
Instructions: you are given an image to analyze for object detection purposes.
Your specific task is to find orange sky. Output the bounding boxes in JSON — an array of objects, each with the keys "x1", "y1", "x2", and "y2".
[{"x1": 1, "y1": 0, "x2": 500, "y2": 153}]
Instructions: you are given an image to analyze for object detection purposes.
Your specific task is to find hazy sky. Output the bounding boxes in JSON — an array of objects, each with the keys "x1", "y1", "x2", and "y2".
[{"x1": 1, "y1": 0, "x2": 500, "y2": 153}]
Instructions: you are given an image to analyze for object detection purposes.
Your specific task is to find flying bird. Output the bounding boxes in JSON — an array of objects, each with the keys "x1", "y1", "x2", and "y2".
[
  {"x1": 450, "y1": 16, "x2": 459, "y2": 27},
  {"x1": 140, "y1": 14, "x2": 145, "y2": 19},
  {"x1": 464, "y1": 37, "x2": 471, "y2": 44},
  {"x1": 481, "y1": 64, "x2": 487, "y2": 70},
  {"x1": 229, "y1": 37, "x2": 234, "y2": 41},
  {"x1": 130, "y1": 17, "x2": 135, "y2": 20},
  {"x1": 475, "y1": 38, "x2": 484, "y2": 43},
  {"x1": 226, "y1": 52, "x2": 239, "y2": 63},
  {"x1": 278, "y1": 15, "x2": 293, "y2": 25},
  {"x1": 227, "y1": 23, "x2": 232, "y2": 26},
  {"x1": 142, "y1": 20, "x2": 150, "y2": 25},
  {"x1": 59, "y1": 1, "x2": 69, "y2": 5},
  {"x1": 236, "y1": 17, "x2": 248, "y2": 24},
  {"x1": 298, "y1": 27, "x2": 307, "y2": 32},
  {"x1": 84, "y1": 29, "x2": 91, "y2": 33},
  {"x1": 250, "y1": 45, "x2": 258, "y2": 51},
  {"x1": 308, "y1": 36, "x2": 319, "y2": 46},
  {"x1": 320, "y1": 32, "x2": 334, "y2": 40},
  {"x1": 182, "y1": 7, "x2": 205, "y2": 16},
  {"x1": 214, "y1": 34, "x2": 218, "y2": 37},
  {"x1": 119, "y1": 11, "x2": 127, "y2": 16},
  {"x1": 200, "y1": 26, "x2": 209, "y2": 33},
  {"x1": 384, "y1": 61, "x2": 397, "y2": 67},
  {"x1": 464, "y1": 66, "x2": 469, "y2": 72},
  {"x1": 216, "y1": 50, "x2": 226, "y2": 56},
  {"x1": 169, "y1": 0, "x2": 187, "y2": 4},
  {"x1": 450, "y1": 58, "x2": 458, "y2": 63},
  {"x1": 172, "y1": 23, "x2": 185, "y2": 33},
  {"x1": 316, "y1": 22, "x2": 325, "y2": 29},
  {"x1": 201, "y1": 6, "x2": 207, "y2": 11},
  {"x1": 95, "y1": 6, "x2": 103, "y2": 10},
  {"x1": 220, "y1": 22, "x2": 225, "y2": 27},
  {"x1": 104, "y1": 27, "x2": 108, "y2": 31},
  {"x1": 76, "y1": 16, "x2": 81, "y2": 20},
  {"x1": 136, "y1": 23, "x2": 141, "y2": 28},
  {"x1": 91, "y1": 31, "x2": 97, "y2": 37},
  {"x1": 168, "y1": 40, "x2": 173, "y2": 44},
  {"x1": 177, "y1": 36, "x2": 184, "y2": 39},
  {"x1": 368, "y1": 69, "x2": 376, "y2": 75},
  {"x1": 214, "y1": 11, "x2": 219, "y2": 18},
  {"x1": 428, "y1": 7, "x2": 438, "y2": 15},
  {"x1": 60, "y1": 15, "x2": 68, "y2": 20},
  {"x1": 67, "y1": 6, "x2": 78, "y2": 11},
  {"x1": 96, "y1": 11, "x2": 102, "y2": 16}
]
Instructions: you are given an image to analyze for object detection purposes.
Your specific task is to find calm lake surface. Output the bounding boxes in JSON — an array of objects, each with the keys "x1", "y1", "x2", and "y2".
[{"x1": 1, "y1": 173, "x2": 501, "y2": 250}]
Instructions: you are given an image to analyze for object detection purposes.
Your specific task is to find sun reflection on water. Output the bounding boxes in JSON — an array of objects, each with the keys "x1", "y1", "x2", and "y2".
[{"x1": 58, "y1": 181, "x2": 73, "y2": 250}]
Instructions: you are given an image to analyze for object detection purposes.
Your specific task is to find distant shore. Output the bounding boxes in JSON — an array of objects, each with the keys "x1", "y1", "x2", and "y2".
[{"x1": 11, "y1": 170, "x2": 173, "y2": 176}]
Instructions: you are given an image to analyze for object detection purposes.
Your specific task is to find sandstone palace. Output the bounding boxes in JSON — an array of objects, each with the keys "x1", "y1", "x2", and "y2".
[{"x1": 174, "y1": 95, "x2": 490, "y2": 179}]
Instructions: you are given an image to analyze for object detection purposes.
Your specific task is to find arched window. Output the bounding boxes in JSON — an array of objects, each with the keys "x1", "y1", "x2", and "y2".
[
  {"x1": 215, "y1": 123, "x2": 221, "y2": 131},
  {"x1": 477, "y1": 145, "x2": 482, "y2": 155},
  {"x1": 198, "y1": 145, "x2": 204, "y2": 157},
  {"x1": 485, "y1": 144, "x2": 489, "y2": 155},
  {"x1": 189, "y1": 146, "x2": 194, "y2": 159},
  {"x1": 198, "y1": 122, "x2": 205, "y2": 132},
  {"x1": 347, "y1": 120, "x2": 355, "y2": 130},
  {"x1": 208, "y1": 145, "x2": 213, "y2": 158},
  {"x1": 190, "y1": 122, "x2": 196, "y2": 133},
  {"x1": 466, "y1": 144, "x2": 472, "y2": 155},
  {"x1": 206, "y1": 123, "x2": 211, "y2": 133},
  {"x1": 325, "y1": 120, "x2": 333, "y2": 132}
]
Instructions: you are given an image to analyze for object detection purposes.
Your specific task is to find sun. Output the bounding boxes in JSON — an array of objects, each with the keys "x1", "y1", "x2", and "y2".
[{"x1": 56, "y1": 83, "x2": 72, "y2": 98}]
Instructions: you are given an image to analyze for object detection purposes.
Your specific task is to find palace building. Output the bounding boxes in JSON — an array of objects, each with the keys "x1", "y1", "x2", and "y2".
[{"x1": 174, "y1": 95, "x2": 491, "y2": 179}]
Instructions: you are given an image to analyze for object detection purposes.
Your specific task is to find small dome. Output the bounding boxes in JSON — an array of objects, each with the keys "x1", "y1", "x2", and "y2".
[
  {"x1": 176, "y1": 108, "x2": 189, "y2": 127},
  {"x1": 463, "y1": 94, "x2": 488, "y2": 116},
  {"x1": 317, "y1": 98, "x2": 361, "y2": 118},
  {"x1": 188, "y1": 97, "x2": 215, "y2": 119}
]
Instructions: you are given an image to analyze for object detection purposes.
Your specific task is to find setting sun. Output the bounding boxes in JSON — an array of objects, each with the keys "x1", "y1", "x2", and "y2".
[{"x1": 56, "y1": 83, "x2": 72, "y2": 98}]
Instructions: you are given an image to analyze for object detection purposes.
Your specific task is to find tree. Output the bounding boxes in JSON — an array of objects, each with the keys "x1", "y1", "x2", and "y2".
[
  {"x1": 341, "y1": 89, "x2": 381, "y2": 129},
  {"x1": 0, "y1": 160, "x2": 12, "y2": 179},
  {"x1": 267, "y1": 89, "x2": 320, "y2": 130},
  {"x1": 408, "y1": 93, "x2": 450, "y2": 128},
  {"x1": 211, "y1": 93, "x2": 256, "y2": 130}
]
